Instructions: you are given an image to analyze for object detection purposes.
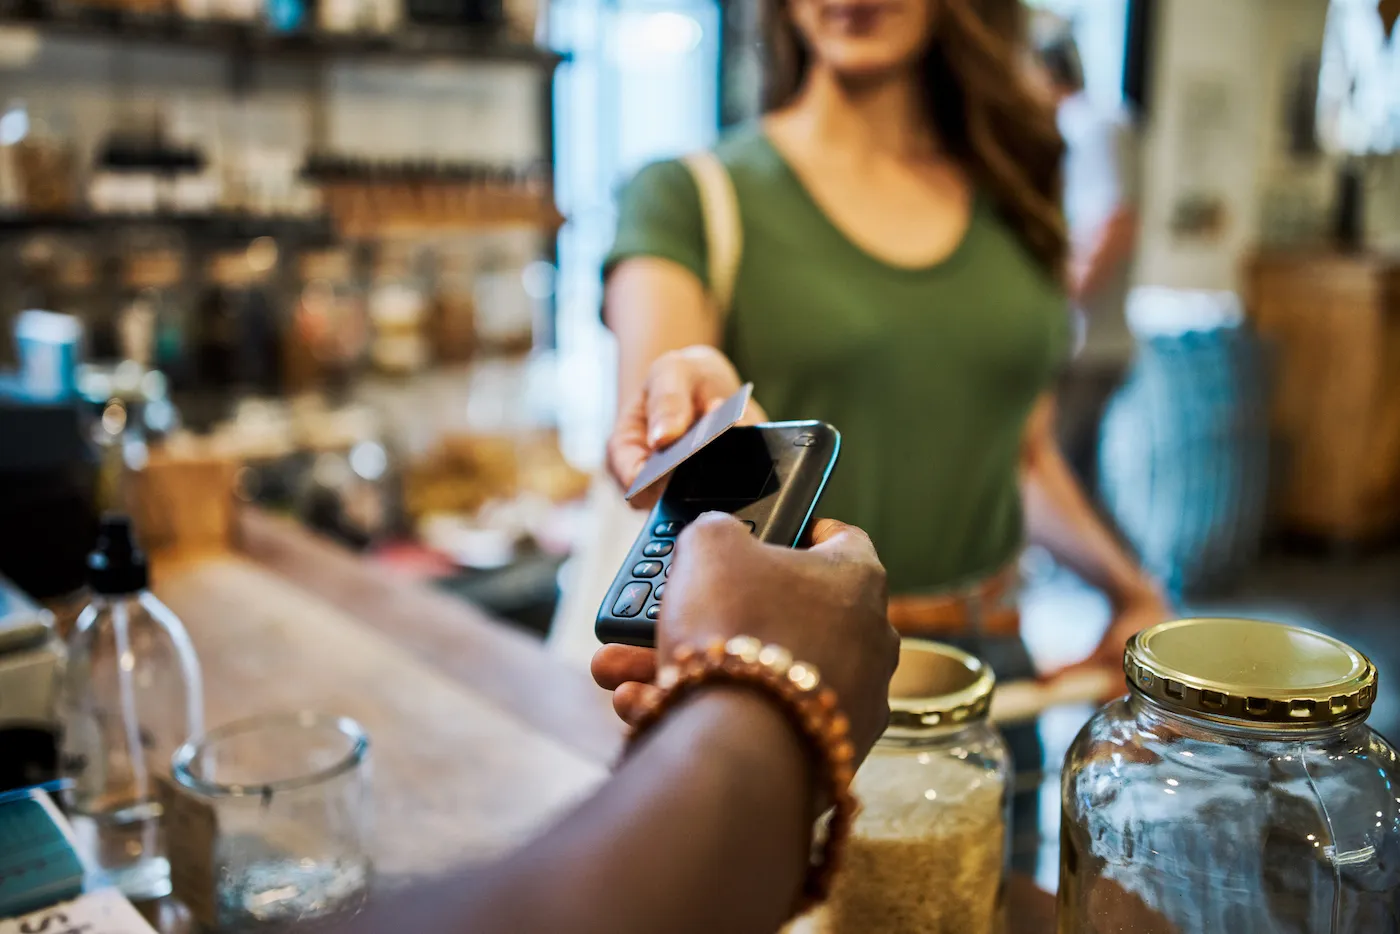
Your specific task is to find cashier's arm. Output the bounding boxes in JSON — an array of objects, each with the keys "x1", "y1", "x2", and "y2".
[{"x1": 334, "y1": 515, "x2": 897, "y2": 934}]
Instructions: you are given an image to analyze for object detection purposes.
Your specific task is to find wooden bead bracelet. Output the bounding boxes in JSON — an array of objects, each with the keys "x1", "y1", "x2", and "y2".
[{"x1": 625, "y1": 635, "x2": 859, "y2": 914}]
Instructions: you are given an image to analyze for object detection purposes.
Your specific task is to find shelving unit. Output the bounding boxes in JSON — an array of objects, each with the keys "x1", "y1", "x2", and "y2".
[
  {"x1": 0, "y1": 5, "x2": 565, "y2": 67},
  {"x1": 0, "y1": 210, "x2": 336, "y2": 242}
]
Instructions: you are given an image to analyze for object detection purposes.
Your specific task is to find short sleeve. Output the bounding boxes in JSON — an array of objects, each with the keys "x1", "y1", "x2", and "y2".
[{"x1": 604, "y1": 159, "x2": 708, "y2": 288}]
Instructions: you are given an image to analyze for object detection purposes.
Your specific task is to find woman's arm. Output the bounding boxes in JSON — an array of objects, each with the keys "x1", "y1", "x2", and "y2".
[
  {"x1": 605, "y1": 257, "x2": 721, "y2": 410},
  {"x1": 1020, "y1": 393, "x2": 1170, "y2": 669},
  {"x1": 605, "y1": 260, "x2": 767, "y2": 498}
]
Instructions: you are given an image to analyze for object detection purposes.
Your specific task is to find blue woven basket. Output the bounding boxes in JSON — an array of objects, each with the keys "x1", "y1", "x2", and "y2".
[{"x1": 1099, "y1": 310, "x2": 1270, "y2": 599}]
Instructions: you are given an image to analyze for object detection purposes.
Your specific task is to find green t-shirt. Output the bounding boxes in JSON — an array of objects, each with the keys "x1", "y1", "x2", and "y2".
[{"x1": 606, "y1": 128, "x2": 1070, "y2": 594}]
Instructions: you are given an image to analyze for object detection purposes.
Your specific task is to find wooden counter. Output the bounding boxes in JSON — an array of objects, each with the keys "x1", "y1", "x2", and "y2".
[{"x1": 153, "y1": 508, "x2": 1056, "y2": 926}]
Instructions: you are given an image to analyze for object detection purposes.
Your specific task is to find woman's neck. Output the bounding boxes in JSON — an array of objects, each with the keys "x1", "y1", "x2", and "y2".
[{"x1": 775, "y1": 65, "x2": 935, "y2": 162}]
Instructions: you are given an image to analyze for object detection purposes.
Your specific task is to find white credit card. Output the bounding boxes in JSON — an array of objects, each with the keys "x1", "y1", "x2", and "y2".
[{"x1": 624, "y1": 383, "x2": 754, "y2": 503}]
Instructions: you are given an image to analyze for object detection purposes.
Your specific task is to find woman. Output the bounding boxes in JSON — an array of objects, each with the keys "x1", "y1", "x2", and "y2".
[{"x1": 597, "y1": 0, "x2": 1169, "y2": 865}]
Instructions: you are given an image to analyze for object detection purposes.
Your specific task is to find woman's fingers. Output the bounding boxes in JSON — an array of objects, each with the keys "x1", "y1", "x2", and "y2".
[
  {"x1": 592, "y1": 644, "x2": 658, "y2": 691},
  {"x1": 645, "y1": 364, "x2": 701, "y2": 448}
]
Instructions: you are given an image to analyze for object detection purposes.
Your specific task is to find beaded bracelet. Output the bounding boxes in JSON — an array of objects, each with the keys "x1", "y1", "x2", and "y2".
[{"x1": 625, "y1": 635, "x2": 859, "y2": 913}]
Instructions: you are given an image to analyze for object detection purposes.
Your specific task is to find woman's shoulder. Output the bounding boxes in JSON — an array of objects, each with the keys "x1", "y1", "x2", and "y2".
[{"x1": 620, "y1": 125, "x2": 778, "y2": 191}]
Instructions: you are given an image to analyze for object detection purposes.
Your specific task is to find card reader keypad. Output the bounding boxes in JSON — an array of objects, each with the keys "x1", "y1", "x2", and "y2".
[
  {"x1": 613, "y1": 518, "x2": 764, "y2": 627},
  {"x1": 612, "y1": 582, "x2": 651, "y2": 618}
]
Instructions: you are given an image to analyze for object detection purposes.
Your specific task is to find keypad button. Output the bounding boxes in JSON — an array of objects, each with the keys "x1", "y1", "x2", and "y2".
[
  {"x1": 612, "y1": 582, "x2": 651, "y2": 618},
  {"x1": 653, "y1": 520, "x2": 684, "y2": 537},
  {"x1": 740, "y1": 520, "x2": 756, "y2": 533},
  {"x1": 642, "y1": 540, "x2": 674, "y2": 558},
  {"x1": 632, "y1": 560, "x2": 664, "y2": 579},
  {"x1": 664, "y1": 563, "x2": 671, "y2": 578},
  {"x1": 654, "y1": 584, "x2": 665, "y2": 600},
  {"x1": 645, "y1": 605, "x2": 661, "y2": 620}
]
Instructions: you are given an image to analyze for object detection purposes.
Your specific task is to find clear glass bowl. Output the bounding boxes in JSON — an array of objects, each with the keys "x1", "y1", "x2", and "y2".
[
  {"x1": 1059, "y1": 618, "x2": 1400, "y2": 933},
  {"x1": 171, "y1": 712, "x2": 372, "y2": 930}
]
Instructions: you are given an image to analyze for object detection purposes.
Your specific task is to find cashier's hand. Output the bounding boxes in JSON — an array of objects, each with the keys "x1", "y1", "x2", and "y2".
[
  {"x1": 608, "y1": 346, "x2": 769, "y2": 507},
  {"x1": 592, "y1": 515, "x2": 898, "y2": 760}
]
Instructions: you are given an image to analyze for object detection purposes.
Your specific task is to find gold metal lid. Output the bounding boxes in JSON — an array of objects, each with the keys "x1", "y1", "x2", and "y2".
[
  {"x1": 1125, "y1": 618, "x2": 1378, "y2": 726},
  {"x1": 886, "y1": 640, "x2": 996, "y2": 731}
]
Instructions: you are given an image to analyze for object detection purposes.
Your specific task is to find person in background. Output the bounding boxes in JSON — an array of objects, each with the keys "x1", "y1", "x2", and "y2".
[
  {"x1": 592, "y1": 0, "x2": 1169, "y2": 868},
  {"x1": 338, "y1": 515, "x2": 899, "y2": 934},
  {"x1": 1032, "y1": 23, "x2": 1143, "y2": 498}
]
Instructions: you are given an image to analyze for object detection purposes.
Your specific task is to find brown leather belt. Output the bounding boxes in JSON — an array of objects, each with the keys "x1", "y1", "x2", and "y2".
[{"x1": 887, "y1": 565, "x2": 1021, "y2": 639}]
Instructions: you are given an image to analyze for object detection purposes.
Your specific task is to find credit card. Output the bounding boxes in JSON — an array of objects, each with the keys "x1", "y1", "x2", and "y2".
[{"x1": 625, "y1": 383, "x2": 754, "y2": 502}]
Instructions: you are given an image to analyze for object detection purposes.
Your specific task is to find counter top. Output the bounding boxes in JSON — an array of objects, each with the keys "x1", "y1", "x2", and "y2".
[{"x1": 152, "y1": 508, "x2": 1056, "y2": 925}]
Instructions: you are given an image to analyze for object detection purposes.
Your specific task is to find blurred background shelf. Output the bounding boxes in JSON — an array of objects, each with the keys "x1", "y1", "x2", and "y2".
[
  {"x1": 0, "y1": 4, "x2": 565, "y2": 67},
  {"x1": 0, "y1": 210, "x2": 335, "y2": 242}
]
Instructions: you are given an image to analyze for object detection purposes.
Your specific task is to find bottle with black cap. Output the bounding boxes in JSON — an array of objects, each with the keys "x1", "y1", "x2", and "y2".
[{"x1": 58, "y1": 514, "x2": 204, "y2": 900}]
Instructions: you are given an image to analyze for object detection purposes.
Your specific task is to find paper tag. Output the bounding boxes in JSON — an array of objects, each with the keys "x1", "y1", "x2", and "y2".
[
  {"x1": 155, "y1": 773, "x2": 219, "y2": 926},
  {"x1": 0, "y1": 888, "x2": 158, "y2": 934}
]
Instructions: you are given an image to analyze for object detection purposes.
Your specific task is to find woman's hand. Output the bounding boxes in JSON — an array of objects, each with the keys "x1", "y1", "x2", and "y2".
[
  {"x1": 1051, "y1": 583, "x2": 1173, "y2": 701},
  {"x1": 607, "y1": 346, "x2": 768, "y2": 506},
  {"x1": 592, "y1": 515, "x2": 899, "y2": 761},
  {"x1": 1098, "y1": 586, "x2": 1173, "y2": 667}
]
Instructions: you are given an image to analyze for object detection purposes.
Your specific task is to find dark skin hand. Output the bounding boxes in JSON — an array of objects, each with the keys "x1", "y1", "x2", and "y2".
[
  {"x1": 594, "y1": 514, "x2": 897, "y2": 758},
  {"x1": 334, "y1": 514, "x2": 897, "y2": 934}
]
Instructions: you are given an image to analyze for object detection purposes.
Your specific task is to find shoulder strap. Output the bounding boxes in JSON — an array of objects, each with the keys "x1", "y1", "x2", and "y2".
[{"x1": 682, "y1": 151, "x2": 743, "y2": 319}]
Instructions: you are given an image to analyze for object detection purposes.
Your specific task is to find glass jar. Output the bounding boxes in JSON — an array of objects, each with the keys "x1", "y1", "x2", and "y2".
[
  {"x1": 1059, "y1": 618, "x2": 1400, "y2": 934},
  {"x1": 805, "y1": 640, "x2": 1012, "y2": 934},
  {"x1": 170, "y1": 712, "x2": 373, "y2": 930}
]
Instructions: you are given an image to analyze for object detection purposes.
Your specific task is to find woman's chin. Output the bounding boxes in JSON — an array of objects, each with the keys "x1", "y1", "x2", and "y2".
[{"x1": 818, "y1": 42, "x2": 923, "y2": 83}]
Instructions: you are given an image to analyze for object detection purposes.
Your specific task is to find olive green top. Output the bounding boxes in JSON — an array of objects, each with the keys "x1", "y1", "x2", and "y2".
[{"x1": 606, "y1": 127, "x2": 1070, "y2": 594}]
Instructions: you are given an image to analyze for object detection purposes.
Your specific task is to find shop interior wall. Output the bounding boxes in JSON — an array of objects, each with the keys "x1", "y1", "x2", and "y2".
[{"x1": 1135, "y1": 0, "x2": 1399, "y2": 294}]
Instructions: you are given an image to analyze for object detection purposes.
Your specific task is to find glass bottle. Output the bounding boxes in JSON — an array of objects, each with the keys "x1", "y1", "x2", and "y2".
[
  {"x1": 1059, "y1": 618, "x2": 1400, "y2": 934},
  {"x1": 797, "y1": 640, "x2": 1012, "y2": 934},
  {"x1": 59, "y1": 515, "x2": 204, "y2": 900}
]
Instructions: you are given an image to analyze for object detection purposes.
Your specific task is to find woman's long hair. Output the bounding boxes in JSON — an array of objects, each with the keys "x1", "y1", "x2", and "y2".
[{"x1": 764, "y1": 0, "x2": 1067, "y2": 280}]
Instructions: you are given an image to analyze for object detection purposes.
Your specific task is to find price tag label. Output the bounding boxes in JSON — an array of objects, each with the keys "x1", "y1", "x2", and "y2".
[
  {"x1": 155, "y1": 772, "x2": 219, "y2": 926},
  {"x1": 0, "y1": 888, "x2": 158, "y2": 934}
]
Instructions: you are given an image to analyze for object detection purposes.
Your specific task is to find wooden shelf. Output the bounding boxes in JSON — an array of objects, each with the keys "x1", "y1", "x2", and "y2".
[
  {"x1": 0, "y1": 4, "x2": 565, "y2": 67},
  {"x1": 321, "y1": 187, "x2": 562, "y2": 238},
  {"x1": 0, "y1": 209, "x2": 335, "y2": 241}
]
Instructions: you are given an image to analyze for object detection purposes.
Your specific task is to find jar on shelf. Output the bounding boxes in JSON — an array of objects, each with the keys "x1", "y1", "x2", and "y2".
[
  {"x1": 368, "y1": 245, "x2": 429, "y2": 377},
  {"x1": 1059, "y1": 618, "x2": 1400, "y2": 934},
  {"x1": 120, "y1": 250, "x2": 188, "y2": 387},
  {"x1": 472, "y1": 245, "x2": 537, "y2": 356},
  {"x1": 798, "y1": 640, "x2": 1011, "y2": 934},
  {"x1": 430, "y1": 241, "x2": 477, "y2": 365},
  {"x1": 287, "y1": 249, "x2": 368, "y2": 396}
]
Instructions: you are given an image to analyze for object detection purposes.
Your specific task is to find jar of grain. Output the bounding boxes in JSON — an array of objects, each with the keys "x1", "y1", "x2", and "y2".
[{"x1": 799, "y1": 640, "x2": 1010, "y2": 934}]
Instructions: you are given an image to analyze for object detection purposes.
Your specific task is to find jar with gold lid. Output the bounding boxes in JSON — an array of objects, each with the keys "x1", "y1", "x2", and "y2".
[
  {"x1": 1059, "y1": 618, "x2": 1400, "y2": 934},
  {"x1": 794, "y1": 640, "x2": 1011, "y2": 934}
]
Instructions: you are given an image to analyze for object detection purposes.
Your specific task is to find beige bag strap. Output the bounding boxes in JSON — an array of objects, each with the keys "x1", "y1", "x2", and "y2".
[{"x1": 682, "y1": 151, "x2": 742, "y2": 318}]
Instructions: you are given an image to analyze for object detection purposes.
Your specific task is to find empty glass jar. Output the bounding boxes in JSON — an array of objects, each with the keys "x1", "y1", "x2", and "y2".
[
  {"x1": 170, "y1": 712, "x2": 372, "y2": 930},
  {"x1": 1059, "y1": 618, "x2": 1400, "y2": 934},
  {"x1": 810, "y1": 640, "x2": 1011, "y2": 934}
]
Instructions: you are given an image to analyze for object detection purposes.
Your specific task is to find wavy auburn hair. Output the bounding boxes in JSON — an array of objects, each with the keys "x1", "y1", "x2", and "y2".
[{"x1": 763, "y1": 0, "x2": 1068, "y2": 280}]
